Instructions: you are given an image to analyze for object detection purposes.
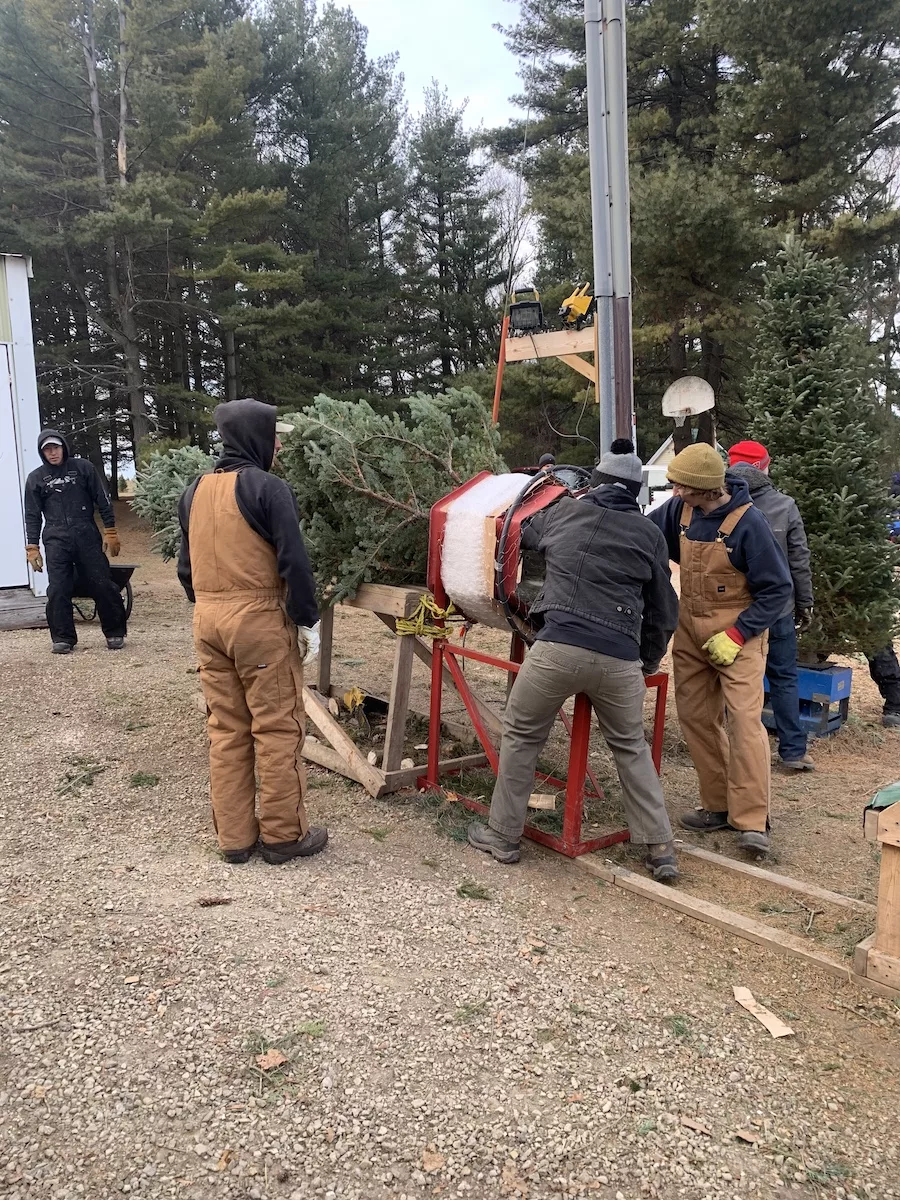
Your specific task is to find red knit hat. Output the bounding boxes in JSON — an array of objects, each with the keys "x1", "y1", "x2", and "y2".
[{"x1": 728, "y1": 439, "x2": 770, "y2": 468}]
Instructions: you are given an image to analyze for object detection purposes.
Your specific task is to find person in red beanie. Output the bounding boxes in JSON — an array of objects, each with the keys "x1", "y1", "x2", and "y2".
[{"x1": 726, "y1": 441, "x2": 815, "y2": 771}]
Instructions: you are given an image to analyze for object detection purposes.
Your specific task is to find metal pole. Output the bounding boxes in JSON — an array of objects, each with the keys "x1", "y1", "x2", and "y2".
[
  {"x1": 584, "y1": 0, "x2": 615, "y2": 455},
  {"x1": 602, "y1": 0, "x2": 635, "y2": 441}
]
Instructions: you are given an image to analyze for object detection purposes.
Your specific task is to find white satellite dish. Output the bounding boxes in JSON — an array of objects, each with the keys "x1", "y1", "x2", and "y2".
[{"x1": 661, "y1": 377, "x2": 715, "y2": 428}]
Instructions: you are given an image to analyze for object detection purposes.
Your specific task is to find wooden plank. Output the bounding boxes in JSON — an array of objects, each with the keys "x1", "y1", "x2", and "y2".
[
  {"x1": 866, "y1": 948, "x2": 900, "y2": 991},
  {"x1": 317, "y1": 604, "x2": 335, "y2": 696},
  {"x1": 382, "y1": 753, "x2": 489, "y2": 790},
  {"x1": 344, "y1": 584, "x2": 424, "y2": 618},
  {"x1": 503, "y1": 327, "x2": 596, "y2": 363},
  {"x1": 864, "y1": 808, "x2": 880, "y2": 842},
  {"x1": 559, "y1": 354, "x2": 597, "y2": 384},
  {"x1": 732, "y1": 987, "x2": 794, "y2": 1038},
  {"x1": 877, "y1": 806, "x2": 900, "y2": 849},
  {"x1": 677, "y1": 843, "x2": 875, "y2": 913},
  {"x1": 302, "y1": 686, "x2": 385, "y2": 797},
  {"x1": 874, "y1": 842, "x2": 900, "y2": 958},
  {"x1": 853, "y1": 933, "x2": 874, "y2": 979},
  {"x1": 383, "y1": 633, "x2": 415, "y2": 773},
  {"x1": 374, "y1": 612, "x2": 504, "y2": 741},
  {"x1": 576, "y1": 857, "x2": 853, "y2": 982},
  {"x1": 303, "y1": 737, "x2": 385, "y2": 796}
]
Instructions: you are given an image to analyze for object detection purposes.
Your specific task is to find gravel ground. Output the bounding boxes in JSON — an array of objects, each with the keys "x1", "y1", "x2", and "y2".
[{"x1": 1, "y1": 508, "x2": 899, "y2": 1200}]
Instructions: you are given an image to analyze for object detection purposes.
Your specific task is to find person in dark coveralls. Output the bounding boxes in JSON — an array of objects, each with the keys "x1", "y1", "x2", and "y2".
[
  {"x1": 468, "y1": 440, "x2": 681, "y2": 882},
  {"x1": 177, "y1": 399, "x2": 328, "y2": 866},
  {"x1": 23, "y1": 429, "x2": 127, "y2": 654}
]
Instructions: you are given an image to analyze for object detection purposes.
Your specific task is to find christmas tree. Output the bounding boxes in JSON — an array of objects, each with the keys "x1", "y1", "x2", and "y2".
[{"x1": 746, "y1": 238, "x2": 900, "y2": 656}]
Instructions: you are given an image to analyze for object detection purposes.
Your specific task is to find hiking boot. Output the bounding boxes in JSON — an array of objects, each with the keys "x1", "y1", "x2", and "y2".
[
  {"x1": 736, "y1": 829, "x2": 770, "y2": 855},
  {"x1": 778, "y1": 754, "x2": 815, "y2": 772},
  {"x1": 467, "y1": 821, "x2": 520, "y2": 864},
  {"x1": 221, "y1": 844, "x2": 256, "y2": 864},
  {"x1": 643, "y1": 841, "x2": 679, "y2": 883},
  {"x1": 259, "y1": 826, "x2": 329, "y2": 864},
  {"x1": 106, "y1": 637, "x2": 125, "y2": 650},
  {"x1": 678, "y1": 808, "x2": 731, "y2": 833},
  {"x1": 883, "y1": 711, "x2": 900, "y2": 729},
  {"x1": 51, "y1": 642, "x2": 74, "y2": 654}
]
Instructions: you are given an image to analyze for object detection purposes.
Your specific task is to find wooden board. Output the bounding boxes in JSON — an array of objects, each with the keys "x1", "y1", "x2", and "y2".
[
  {"x1": 853, "y1": 933, "x2": 874, "y2": 978},
  {"x1": 304, "y1": 736, "x2": 383, "y2": 795},
  {"x1": 382, "y1": 753, "x2": 489, "y2": 790},
  {"x1": 866, "y1": 947, "x2": 900, "y2": 991},
  {"x1": 383, "y1": 633, "x2": 415, "y2": 773},
  {"x1": 503, "y1": 327, "x2": 596, "y2": 362},
  {"x1": 317, "y1": 604, "x2": 335, "y2": 696},
  {"x1": 878, "y1": 806, "x2": 900, "y2": 849},
  {"x1": 558, "y1": 354, "x2": 597, "y2": 384},
  {"x1": 303, "y1": 686, "x2": 385, "y2": 797},
  {"x1": 677, "y1": 843, "x2": 875, "y2": 913},
  {"x1": 874, "y1": 842, "x2": 900, "y2": 957},
  {"x1": 0, "y1": 587, "x2": 46, "y2": 631},
  {"x1": 345, "y1": 584, "x2": 424, "y2": 619}
]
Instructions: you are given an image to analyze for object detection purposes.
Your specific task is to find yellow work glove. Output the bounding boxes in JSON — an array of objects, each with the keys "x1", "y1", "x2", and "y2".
[
  {"x1": 702, "y1": 628, "x2": 744, "y2": 667},
  {"x1": 103, "y1": 528, "x2": 121, "y2": 557},
  {"x1": 26, "y1": 544, "x2": 44, "y2": 573}
]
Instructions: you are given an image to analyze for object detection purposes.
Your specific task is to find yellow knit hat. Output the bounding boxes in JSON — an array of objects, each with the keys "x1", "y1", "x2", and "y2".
[{"x1": 666, "y1": 443, "x2": 725, "y2": 490}]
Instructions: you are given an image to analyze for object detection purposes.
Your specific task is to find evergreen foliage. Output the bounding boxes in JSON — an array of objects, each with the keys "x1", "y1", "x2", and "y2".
[
  {"x1": 278, "y1": 388, "x2": 506, "y2": 600},
  {"x1": 132, "y1": 445, "x2": 216, "y2": 559},
  {"x1": 746, "y1": 239, "x2": 900, "y2": 656}
]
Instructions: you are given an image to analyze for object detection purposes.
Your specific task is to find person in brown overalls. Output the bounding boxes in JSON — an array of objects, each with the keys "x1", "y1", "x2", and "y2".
[
  {"x1": 177, "y1": 399, "x2": 327, "y2": 865},
  {"x1": 649, "y1": 444, "x2": 792, "y2": 855}
]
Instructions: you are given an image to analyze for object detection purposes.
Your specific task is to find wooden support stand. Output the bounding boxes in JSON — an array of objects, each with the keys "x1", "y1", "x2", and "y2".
[
  {"x1": 302, "y1": 583, "x2": 489, "y2": 798},
  {"x1": 853, "y1": 803, "x2": 900, "y2": 995}
]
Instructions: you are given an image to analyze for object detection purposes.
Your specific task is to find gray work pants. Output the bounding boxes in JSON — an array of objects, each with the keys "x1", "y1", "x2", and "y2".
[{"x1": 487, "y1": 640, "x2": 672, "y2": 845}]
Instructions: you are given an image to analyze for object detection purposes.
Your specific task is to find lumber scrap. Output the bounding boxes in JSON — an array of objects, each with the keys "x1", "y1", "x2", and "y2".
[
  {"x1": 303, "y1": 686, "x2": 385, "y2": 797},
  {"x1": 677, "y1": 843, "x2": 874, "y2": 913}
]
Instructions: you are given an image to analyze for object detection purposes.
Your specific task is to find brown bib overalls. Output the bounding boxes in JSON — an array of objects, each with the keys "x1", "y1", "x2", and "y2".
[
  {"x1": 189, "y1": 471, "x2": 310, "y2": 852},
  {"x1": 672, "y1": 504, "x2": 770, "y2": 832}
]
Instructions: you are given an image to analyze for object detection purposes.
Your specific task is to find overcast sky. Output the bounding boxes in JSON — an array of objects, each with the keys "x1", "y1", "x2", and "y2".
[{"x1": 345, "y1": 0, "x2": 525, "y2": 129}]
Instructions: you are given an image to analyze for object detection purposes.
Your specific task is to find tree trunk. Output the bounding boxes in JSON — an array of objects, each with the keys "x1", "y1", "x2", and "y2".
[
  {"x1": 224, "y1": 329, "x2": 239, "y2": 401},
  {"x1": 109, "y1": 407, "x2": 120, "y2": 497}
]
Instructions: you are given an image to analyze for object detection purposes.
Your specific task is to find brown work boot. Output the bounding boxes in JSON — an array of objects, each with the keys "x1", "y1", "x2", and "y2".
[
  {"x1": 643, "y1": 841, "x2": 679, "y2": 883},
  {"x1": 678, "y1": 808, "x2": 731, "y2": 833},
  {"x1": 736, "y1": 829, "x2": 770, "y2": 856},
  {"x1": 259, "y1": 826, "x2": 329, "y2": 864},
  {"x1": 467, "y1": 822, "x2": 520, "y2": 864},
  {"x1": 777, "y1": 754, "x2": 814, "y2": 772}
]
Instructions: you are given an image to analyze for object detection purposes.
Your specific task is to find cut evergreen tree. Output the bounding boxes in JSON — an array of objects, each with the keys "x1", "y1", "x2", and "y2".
[
  {"x1": 132, "y1": 446, "x2": 216, "y2": 559},
  {"x1": 745, "y1": 238, "x2": 900, "y2": 657},
  {"x1": 279, "y1": 388, "x2": 506, "y2": 600}
]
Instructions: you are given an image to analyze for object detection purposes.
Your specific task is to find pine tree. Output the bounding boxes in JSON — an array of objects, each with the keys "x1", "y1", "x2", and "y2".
[{"x1": 746, "y1": 238, "x2": 900, "y2": 657}]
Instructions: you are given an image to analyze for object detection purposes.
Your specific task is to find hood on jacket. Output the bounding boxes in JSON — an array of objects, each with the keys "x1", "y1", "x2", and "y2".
[
  {"x1": 214, "y1": 399, "x2": 277, "y2": 472},
  {"x1": 38, "y1": 428, "x2": 70, "y2": 464},
  {"x1": 704, "y1": 471, "x2": 753, "y2": 514},
  {"x1": 728, "y1": 461, "x2": 774, "y2": 498},
  {"x1": 583, "y1": 482, "x2": 641, "y2": 513}
]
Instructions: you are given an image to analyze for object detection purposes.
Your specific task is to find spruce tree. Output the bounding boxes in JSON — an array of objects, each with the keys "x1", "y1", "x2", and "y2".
[{"x1": 745, "y1": 238, "x2": 900, "y2": 657}]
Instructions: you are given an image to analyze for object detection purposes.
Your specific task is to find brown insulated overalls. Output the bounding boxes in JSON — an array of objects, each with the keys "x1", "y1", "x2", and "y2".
[
  {"x1": 189, "y1": 471, "x2": 310, "y2": 852},
  {"x1": 672, "y1": 505, "x2": 770, "y2": 832}
]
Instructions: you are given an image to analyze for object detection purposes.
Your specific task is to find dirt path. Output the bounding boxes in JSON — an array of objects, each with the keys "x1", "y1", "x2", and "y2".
[{"x1": 0, "y1": 506, "x2": 898, "y2": 1200}]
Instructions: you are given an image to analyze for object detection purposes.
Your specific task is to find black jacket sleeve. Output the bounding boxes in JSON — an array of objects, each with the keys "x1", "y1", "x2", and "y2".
[
  {"x1": 24, "y1": 471, "x2": 43, "y2": 545},
  {"x1": 785, "y1": 499, "x2": 814, "y2": 609},
  {"x1": 176, "y1": 480, "x2": 198, "y2": 603},
  {"x1": 521, "y1": 507, "x2": 550, "y2": 551},
  {"x1": 640, "y1": 533, "x2": 680, "y2": 669},
  {"x1": 646, "y1": 497, "x2": 683, "y2": 562},
  {"x1": 82, "y1": 460, "x2": 115, "y2": 529},
  {"x1": 235, "y1": 471, "x2": 319, "y2": 627}
]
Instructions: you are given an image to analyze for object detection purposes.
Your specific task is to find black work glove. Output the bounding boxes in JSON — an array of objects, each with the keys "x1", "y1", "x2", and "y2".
[{"x1": 795, "y1": 606, "x2": 813, "y2": 634}]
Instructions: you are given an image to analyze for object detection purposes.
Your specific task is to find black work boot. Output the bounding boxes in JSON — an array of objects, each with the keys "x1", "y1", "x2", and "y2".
[
  {"x1": 51, "y1": 642, "x2": 75, "y2": 655},
  {"x1": 736, "y1": 829, "x2": 770, "y2": 855},
  {"x1": 221, "y1": 845, "x2": 256, "y2": 864},
  {"x1": 678, "y1": 808, "x2": 731, "y2": 833},
  {"x1": 106, "y1": 636, "x2": 125, "y2": 650},
  {"x1": 643, "y1": 841, "x2": 679, "y2": 883},
  {"x1": 883, "y1": 711, "x2": 900, "y2": 729},
  {"x1": 467, "y1": 822, "x2": 520, "y2": 864},
  {"x1": 259, "y1": 826, "x2": 329, "y2": 864}
]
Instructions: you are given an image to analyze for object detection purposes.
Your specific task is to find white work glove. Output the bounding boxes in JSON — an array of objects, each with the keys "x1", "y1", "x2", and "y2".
[{"x1": 298, "y1": 622, "x2": 320, "y2": 665}]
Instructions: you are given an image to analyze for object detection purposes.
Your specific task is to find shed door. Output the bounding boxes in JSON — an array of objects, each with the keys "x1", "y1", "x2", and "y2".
[{"x1": 0, "y1": 344, "x2": 28, "y2": 587}]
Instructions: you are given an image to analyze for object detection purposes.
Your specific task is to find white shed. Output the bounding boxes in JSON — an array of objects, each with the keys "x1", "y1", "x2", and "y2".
[{"x1": 0, "y1": 252, "x2": 47, "y2": 628}]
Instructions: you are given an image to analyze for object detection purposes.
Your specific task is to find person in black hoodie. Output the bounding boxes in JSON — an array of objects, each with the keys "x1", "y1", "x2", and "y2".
[
  {"x1": 468, "y1": 440, "x2": 681, "y2": 881},
  {"x1": 23, "y1": 429, "x2": 127, "y2": 653},
  {"x1": 177, "y1": 400, "x2": 327, "y2": 866},
  {"x1": 649, "y1": 443, "x2": 792, "y2": 855}
]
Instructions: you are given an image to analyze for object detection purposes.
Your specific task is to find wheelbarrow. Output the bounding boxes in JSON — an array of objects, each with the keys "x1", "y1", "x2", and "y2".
[{"x1": 73, "y1": 563, "x2": 138, "y2": 623}]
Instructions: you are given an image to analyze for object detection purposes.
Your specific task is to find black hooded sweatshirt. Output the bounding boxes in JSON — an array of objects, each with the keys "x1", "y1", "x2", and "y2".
[
  {"x1": 24, "y1": 429, "x2": 116, "y2": 544},
  {"x1": 177, "y1": 399, "x2": 318, "y2": 629}
]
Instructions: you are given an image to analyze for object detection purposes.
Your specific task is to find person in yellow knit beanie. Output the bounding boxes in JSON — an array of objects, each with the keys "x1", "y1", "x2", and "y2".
[{"x1": 648, "y1": 443, "x2": 792, "y2": 855}]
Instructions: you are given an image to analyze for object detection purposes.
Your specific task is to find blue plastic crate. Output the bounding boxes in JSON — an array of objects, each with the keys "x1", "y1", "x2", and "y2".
[{"x1": 763, "y1": 664, "x2": 853, "y2": 739}]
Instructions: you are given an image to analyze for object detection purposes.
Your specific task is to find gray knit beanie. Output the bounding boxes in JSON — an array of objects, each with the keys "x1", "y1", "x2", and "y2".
[{"x1": 591, "y1": 438, "x2": 644, "y2": 496}]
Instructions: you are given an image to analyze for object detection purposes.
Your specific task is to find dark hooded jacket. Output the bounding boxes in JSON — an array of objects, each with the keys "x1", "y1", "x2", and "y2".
[
  {"x1": 726, "y1": 462, "x2": 813, "y2": 617},
  {"x1": 177, "y1": 400, "x2": 318, "y2": 629},
  {"x1": 522, "y1": 483, "x2": 680, "y2": 669},
  {"x1": 648, "y1": 473, "x2": 793, "y2": 639},
  {"x1": 24, "y1": 429, "x2": 115, "y2": 544}
]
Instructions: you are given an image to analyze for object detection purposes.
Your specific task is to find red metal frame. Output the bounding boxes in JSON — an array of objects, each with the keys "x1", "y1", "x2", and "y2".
[{"x1": 425, "y1": 503, "x2": 669, "y2": 855}]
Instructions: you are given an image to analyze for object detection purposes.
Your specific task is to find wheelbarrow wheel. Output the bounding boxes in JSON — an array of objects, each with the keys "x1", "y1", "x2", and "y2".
[{"x1": 123, "y1": 578, "x2": 133, "y2": 621}]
